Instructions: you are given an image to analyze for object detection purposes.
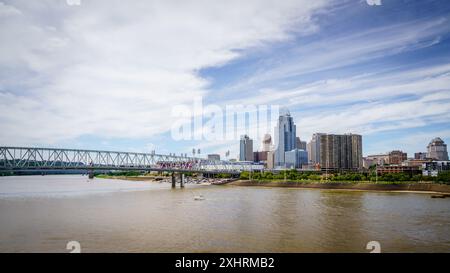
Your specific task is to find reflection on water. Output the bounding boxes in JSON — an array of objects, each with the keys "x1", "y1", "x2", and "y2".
[{"x1": 0, "y1": 175, "x2": 449, "y2": 252}]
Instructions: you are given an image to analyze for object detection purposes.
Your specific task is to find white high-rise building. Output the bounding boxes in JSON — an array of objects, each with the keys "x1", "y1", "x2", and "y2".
[{"x1": 307, "y1": 133, "x2": 325, "y2": 164}]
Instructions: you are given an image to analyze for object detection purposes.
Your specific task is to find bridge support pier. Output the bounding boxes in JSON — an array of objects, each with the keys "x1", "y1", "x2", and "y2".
[
  {"x1": 180, "y1": 173, "x2": 185, "y2": 188},
  {"x1": 171, "y1": 173, "x2": 176, "y2": 188}
]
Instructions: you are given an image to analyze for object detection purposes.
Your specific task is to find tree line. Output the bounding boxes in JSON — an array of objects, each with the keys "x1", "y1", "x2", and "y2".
[{"x1": 239, "y1": 169, "x2": 450, "y2": 184}]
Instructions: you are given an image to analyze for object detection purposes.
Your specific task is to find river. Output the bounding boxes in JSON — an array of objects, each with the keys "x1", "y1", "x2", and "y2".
[{"x1": 0, "y1": 175, "x2": 448, "y2": 252}]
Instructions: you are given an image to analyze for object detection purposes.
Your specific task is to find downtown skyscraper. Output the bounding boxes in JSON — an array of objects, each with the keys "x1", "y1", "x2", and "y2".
[
  {"x1": 274, "y1": 110, "x2": 296, "y2": 166},
  {"x1": 239, "y1": 135, "x2": 254, "y2": 161},
  {"x1": 319, "y1": 134, "x2": 363, "y2": 171}
]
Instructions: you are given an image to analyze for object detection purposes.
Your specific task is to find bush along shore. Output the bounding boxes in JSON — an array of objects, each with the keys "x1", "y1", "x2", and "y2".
[
  {"x1": 231, "y1": 170, "x2": 450, "y2": 193},
  {"x1": 93, "y1": 171, "x2": 233, "y2": 181}
]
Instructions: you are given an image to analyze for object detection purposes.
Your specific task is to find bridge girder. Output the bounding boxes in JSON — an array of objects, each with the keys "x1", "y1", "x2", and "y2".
[{"x1": 0, "y1": 147, "x2": 247, "y2": 174}]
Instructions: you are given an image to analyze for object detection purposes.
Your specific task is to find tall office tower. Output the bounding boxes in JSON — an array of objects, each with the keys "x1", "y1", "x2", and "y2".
[
  {"x1": 296, "y1": 137, "x2": 307, "y2": 150},
  {"x1": 239, "y1": 135, "x2": 254, "y2": 161},
  {"x1": 427, "y1": 137, "x2": 449, "y2": 161},
  {"x1": 274, "y1": 109, "x2": 296, "y2": 166},
  {"x1": 319, "y1": 134, "x2": 362, "y2": 171},
  {"x1": 350, "y1": 134, "x2": 363, "y2": 170},
  {"x1": 262, "y1": 134, "x2": 272, "y2": 152},
  {"x1": 387, "y1": 150, "x2": 407, "y2": 165},
  {"x1": 307, "y1": 133, "x2": 325, "y2": 164}
]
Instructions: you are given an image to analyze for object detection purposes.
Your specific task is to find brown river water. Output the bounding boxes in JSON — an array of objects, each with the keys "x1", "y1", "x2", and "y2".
[{"x1": 0, "y1": 175, "x2": 449, "y2": 252}]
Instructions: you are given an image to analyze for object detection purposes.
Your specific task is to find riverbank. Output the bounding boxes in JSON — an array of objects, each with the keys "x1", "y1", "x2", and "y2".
[
  {"x1": 95, "y1": 175, "x2": 225, "y2": 185},
  {"x1": 229, "y1": 180, "x2": 450, "y2": 193},
  {"x1": 95, "y1": 175, "x2": 156, "y2": 181}
]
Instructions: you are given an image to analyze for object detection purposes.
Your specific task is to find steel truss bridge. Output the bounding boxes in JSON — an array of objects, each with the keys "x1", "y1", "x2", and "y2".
[{"x1": 0, "y1": 147, "x2": 248, "y2": 174}]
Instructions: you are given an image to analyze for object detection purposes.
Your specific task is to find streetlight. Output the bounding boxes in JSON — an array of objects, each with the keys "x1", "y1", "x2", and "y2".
[
  {"x1": 325, "y1": 136, "x2": 329, "y2": 181},
  {"x1": 376, "y1": 164, "x2": 378, "y2": 183}
]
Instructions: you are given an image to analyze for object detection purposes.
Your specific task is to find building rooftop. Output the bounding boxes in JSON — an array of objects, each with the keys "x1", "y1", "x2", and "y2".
[{"x1": 429, "y1": 137, "x2": 445, "y2": 145}]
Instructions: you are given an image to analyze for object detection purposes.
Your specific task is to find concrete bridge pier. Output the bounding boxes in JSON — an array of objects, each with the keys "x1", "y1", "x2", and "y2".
[
  {"x1": 171, "y1": 173, "x2": 176, "y2": 188},
  {"x1": 180, "y1": 173, "x2": 185, "y2": 188}
]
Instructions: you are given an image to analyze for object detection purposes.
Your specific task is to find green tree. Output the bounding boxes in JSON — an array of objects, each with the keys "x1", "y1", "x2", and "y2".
[
  {"x1": 436, "y1": 171, "x2": 450, "y2": 184},
  {"x1": 240, "y1": 171, "x2": 249, "y2": 180}
]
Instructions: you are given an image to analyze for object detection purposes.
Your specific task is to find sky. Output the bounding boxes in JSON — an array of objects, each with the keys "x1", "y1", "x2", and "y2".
[{"x1": 0, "y1": 0, "x2": 450, "y2": 159}]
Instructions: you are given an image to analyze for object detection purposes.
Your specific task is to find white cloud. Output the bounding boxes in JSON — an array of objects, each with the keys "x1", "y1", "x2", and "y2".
[
  {"x1": 212, "y1": 61, "x2": 450, "y2": 146},
  {"x1": 292, "y1": 67, "x2": 450, "y2": 141},
  {"x1": 0, "y1": 2, "x2": 21, "y2": 17},
  {"x1": 0, "y1": 0, "x2": 329, "y2": 146},
  {"x1": 219, "y1": 17, "x2": 450, "y2": 97}
]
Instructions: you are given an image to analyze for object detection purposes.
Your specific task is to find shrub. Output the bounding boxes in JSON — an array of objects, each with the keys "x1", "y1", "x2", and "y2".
[
  {"x1": 436, "y1": 171, "x2": 450, "y2": 184},
  {"x1": 216, "y1": 173, "x2": 231, "y2": 178},
  {"x1": 240, "y1": 171, "x2": 249, "y2": 180}
]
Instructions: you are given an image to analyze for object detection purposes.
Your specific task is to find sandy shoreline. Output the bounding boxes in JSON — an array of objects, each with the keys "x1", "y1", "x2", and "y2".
[
  {"x1": 98, "y1": 176, "x2": 450, "y2": 194},
  {"x1": 97, "y1": 175, "x2": 157, "y2": 181},
  {"x1": 229, "y1": 180, "x2": 450, "y2": 194}
]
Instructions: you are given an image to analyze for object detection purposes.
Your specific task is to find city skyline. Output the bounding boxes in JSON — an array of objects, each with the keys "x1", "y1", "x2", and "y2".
[{"x1": 0, "y1": 1, "x2": 450, "y2": 159}]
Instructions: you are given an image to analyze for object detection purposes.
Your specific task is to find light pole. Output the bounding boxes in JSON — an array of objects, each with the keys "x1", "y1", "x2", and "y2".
[
  {"x1": 325, "y1": 136, "x2": 328, "y2": 182},
  {"x1": 375, "y1": 164, "x2": 378, "y2": 183}
]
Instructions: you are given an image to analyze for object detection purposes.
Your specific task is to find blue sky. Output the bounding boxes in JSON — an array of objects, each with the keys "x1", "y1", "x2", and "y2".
[{"x1": 0, "y1": 0, "x2": 449, "y2": 159}]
